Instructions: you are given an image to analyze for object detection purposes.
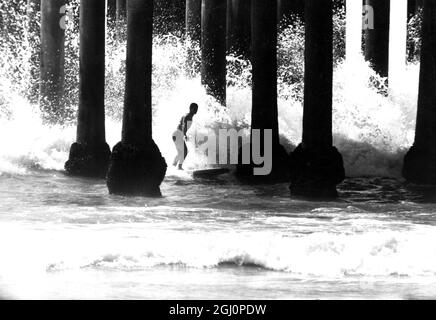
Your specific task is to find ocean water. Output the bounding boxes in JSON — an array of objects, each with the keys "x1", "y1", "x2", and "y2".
[
  {"x1": 2, "y1": 170, "x2": 436, "y2": 299},
  {"x1": 2, "y1": 1, "x2": 436, "y2": 300}
]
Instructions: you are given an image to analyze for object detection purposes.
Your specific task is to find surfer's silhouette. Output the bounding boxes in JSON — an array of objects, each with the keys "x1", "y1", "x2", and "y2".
[{"x1": 172, "y1": 103, "x2": 198, "y2": 170}]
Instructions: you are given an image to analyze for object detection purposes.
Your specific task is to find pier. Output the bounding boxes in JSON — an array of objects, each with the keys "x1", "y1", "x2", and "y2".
[
  {"x1": 31, "y1": 0, "x2": 434, "y2": 197},
  {"x1": 403, "y1": 0, "x2": 436, "y2": 184},
  {"x1": 201, "y1": 0, "x2": 227, "y2": 106},
  {"x1": 106, "y1": 0, "x2": 167, "y2": 196},
  {"x1": 236, "y1": 0, "x2": 289, "y2": 183},
  {"x1": 186, "y1": 0, "x2": 201, "y2": 43},
  {"x1": 364, "y1": 0, "x2": 390, "y2": 79},
  {"x1": 39, "y1": 0, "x2": 65, "y2": 121},
  {"x1": 289, "y1": 0, "x2": 345, "y2": 197},
  {"x1": 65, "y1": 0, "x2": 110, "y2": 178}
]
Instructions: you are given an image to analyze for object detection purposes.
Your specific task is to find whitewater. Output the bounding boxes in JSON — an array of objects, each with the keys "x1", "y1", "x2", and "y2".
[{"x1": 1, "y1": 1, "x2": 436, "y2": 299}]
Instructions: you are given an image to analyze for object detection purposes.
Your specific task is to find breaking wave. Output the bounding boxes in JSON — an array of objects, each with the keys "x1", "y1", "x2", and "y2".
[
  {"x1": 0, "y1": 3, "x2": 420, "y2": 178},
  {"x1": 1, "y1": 222, "x2": 436, "y2": 278}
]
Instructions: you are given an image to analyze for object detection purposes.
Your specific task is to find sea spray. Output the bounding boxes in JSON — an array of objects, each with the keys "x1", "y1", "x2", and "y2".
[{"x1": 0, "y1": 4, "x2": 420, "y2": 178}]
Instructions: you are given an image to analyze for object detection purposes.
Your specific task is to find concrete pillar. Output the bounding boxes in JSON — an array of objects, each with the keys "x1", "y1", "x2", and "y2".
[
  {"x1": 27, "y1": 0, "x2": 41, "y2": 104},
  {"x1": 201, "y1": 0, "x2": 227, "y2": 105},
  {"x1": 289, "y1": 0, "x2": 345, "y2": 198},
  {"x1": 185, "y1": 0, "x2": 202, "y2": 77},
  {"x1": 403, "y1": 0, "x2": 436, "y2": 184},
  {"x1": 39, "y1": 0, "x2": 65, "y2": 122},
  {"x1": 107, "y1": 0, "x2": 167, "y2": 196},
  {"x1": 251, "y1": 0, "x2": 278, "y2": 147},
  {"x1": 65, "y1": 0, "x2": 110, "y2": 178},
  {"x1": 186, "y1": 0, "x2": 202, "y2": 43},
  {"x1": 364, "y1": 0, "x2": 390, "y2": 78},
  {"x1": 226, "y1": 0, "x2": 251, "y2": 58},
  {"x1": 186, "y1": 0, "x2": 202, "y2": 76},
  {"x1": 236, "y1": 0, "x2": 289, "y2": 183}
]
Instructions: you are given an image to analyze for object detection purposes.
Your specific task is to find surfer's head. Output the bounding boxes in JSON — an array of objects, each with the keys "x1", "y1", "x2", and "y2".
[{"x1": 189, "y1": 103, "x2": 198, "y2": 115}]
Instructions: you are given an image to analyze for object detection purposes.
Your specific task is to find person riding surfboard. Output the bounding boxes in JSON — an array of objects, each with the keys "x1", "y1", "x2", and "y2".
[{"x1": 172, "y1": 103, "x2": 198, "y2": 170}]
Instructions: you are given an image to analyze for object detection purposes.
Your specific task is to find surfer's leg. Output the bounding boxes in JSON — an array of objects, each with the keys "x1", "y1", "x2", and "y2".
[
  {"x1": 172, "y1": 136, "x2": 179, "y2": 166},
  {"x1": 179, "y1": 144, "x2": 187, "y2": 162},
  {"x1": 174, "y1": 135, "x2": 186, "y2": 169},
  {"x1": 177, "y1": 142, "x2": 188, "y2": 170},
  {"x1": 173, "y1": 134, "x2": 184, "y2": 167}
]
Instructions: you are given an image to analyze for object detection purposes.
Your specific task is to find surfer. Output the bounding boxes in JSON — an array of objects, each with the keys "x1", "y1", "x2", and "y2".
[{"x1": 172, "y1": 103, "x2": 198, "y2": 170}]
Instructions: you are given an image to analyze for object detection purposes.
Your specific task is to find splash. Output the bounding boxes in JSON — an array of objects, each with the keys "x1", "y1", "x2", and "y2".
[
  {"x1": 0, "y1": 3, "x2": 420, "y2": 178},
  {"x1": 332, "y1": 58, "x2": 418, "y2": 177}
]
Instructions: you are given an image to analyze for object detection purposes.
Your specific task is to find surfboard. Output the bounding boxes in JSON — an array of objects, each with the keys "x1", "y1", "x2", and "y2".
[{"x1": 191, "y1": 168, "x2": 230, "y2": 179}]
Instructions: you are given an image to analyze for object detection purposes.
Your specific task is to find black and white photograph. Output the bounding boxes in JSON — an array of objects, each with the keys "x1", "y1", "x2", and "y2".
[{"x1": 0, "y1": 0, "x2": 436, "y2": 302}]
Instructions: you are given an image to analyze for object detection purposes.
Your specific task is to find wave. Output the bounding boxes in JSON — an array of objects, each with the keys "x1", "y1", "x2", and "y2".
[
  {"x1": 0, "y1": 17, "x2": 420, "y2": 178},
  {"x1": 4, "y1": 225, "x2": 431, "y2": 279}
]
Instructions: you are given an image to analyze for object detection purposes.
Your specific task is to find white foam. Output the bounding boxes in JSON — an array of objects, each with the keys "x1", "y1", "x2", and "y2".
[
  {"x1": 0, "y1": 16, "x2": 421, "y2": 178},
  {"x1": 1, "y1": 221, "x2": 436, "y2": 281}
]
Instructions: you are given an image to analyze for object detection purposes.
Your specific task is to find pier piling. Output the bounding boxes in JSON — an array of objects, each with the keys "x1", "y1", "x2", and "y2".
[
  {"x1": 226, "y1": 0, "x2": 251, "y2": 58},
  {"x1": 236, "y1": 0, "x2": 290, "y2": 183},
  {"x1": 185, "y1": 0, "x2": 202, "y2": 75},
  {"x1": 403, "y1": 0, "x2": 436, "y2": 184},
  {"x1": 65, "y1": 0, "x2": 110, "y2": 178},
  {"x1": 186, "y1": 0, "x2": 202, "y2": 43},
  {"x1": 201, "y1": 0, "x2": 227, "y2": 105},
  {"x1": 289, "y1": 0, "x2": 345, "y2": 198},
  {"x1": 26, "y1": 0, "x2": 41, "y2": 104},
  {"x1": 107, "y1": 0, "x2": 167, "y2": 197},
  {"x1": 39, "y1": 0, "x2": 65, "y2": 121},
  {"x1": 364, "y1": 0, "x2": 390, "y2": 78}
]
